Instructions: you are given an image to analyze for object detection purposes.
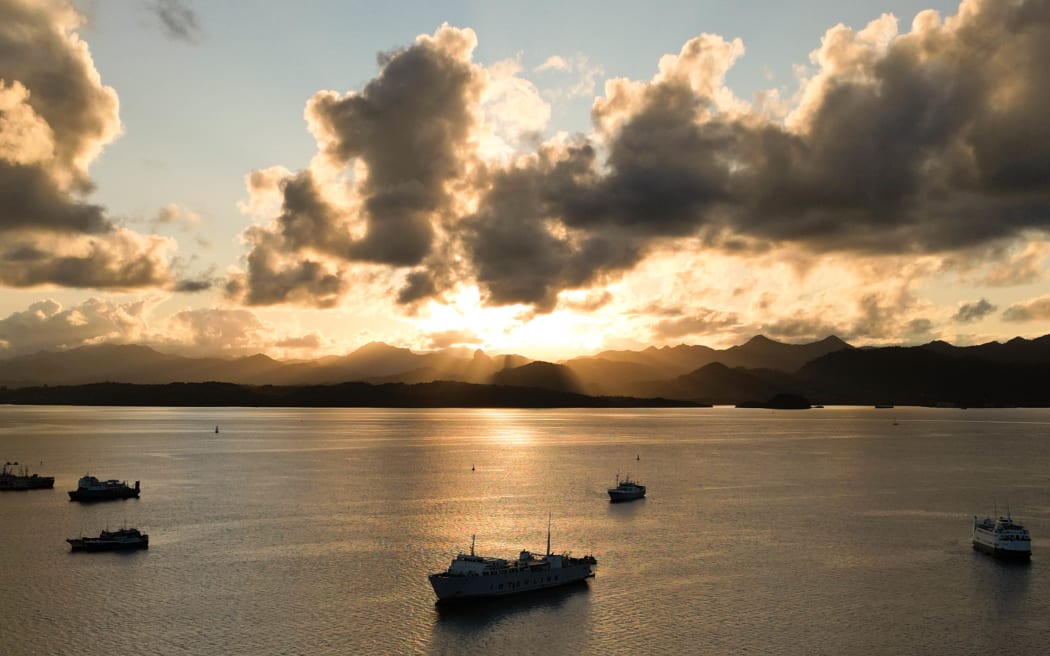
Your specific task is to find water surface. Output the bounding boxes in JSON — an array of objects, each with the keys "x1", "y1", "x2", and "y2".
[{"x1": 2, "y1": 406, "x2": 1048, "y2": 654}]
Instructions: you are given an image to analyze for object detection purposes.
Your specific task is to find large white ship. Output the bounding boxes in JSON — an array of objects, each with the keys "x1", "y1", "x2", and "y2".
[
  {"x1": 428, "y1": 521, "x2": 597, "y2": 604},
  {"x1": 972, "y1": 514, "x2": 1031, "y2": 560}
]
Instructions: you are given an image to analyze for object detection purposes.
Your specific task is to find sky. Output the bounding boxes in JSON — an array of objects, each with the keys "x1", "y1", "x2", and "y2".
[{"x1": 2, "y1": 0, "x2": 1050, "y2": 361}]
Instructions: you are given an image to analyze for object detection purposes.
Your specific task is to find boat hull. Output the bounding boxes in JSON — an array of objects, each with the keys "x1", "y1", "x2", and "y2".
[
  {"x1": 429, "y1": 562, "x2": 595, "y2": 604},
  {"x1": 972, "y1": 540, "x2": 1031, "y2": 561},
  {"x1": 68, "y1": 538, "x2": 148, "y2": 552},
  {"x1": 608, "y1": 489, "x2": 645, "y2": 502},
  {"x1": 0, "y1": 476, "x2": 55, "y2": 491},
  {"x1": 68, "y1": 489, "x2": 139, "y2": 502}
]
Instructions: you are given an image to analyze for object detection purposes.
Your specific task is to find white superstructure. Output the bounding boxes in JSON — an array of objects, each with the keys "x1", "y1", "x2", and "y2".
[
  {"x1": 973, "y1": 514, "x2": 1031, "y2": 560},
  {"x1": 428, "y1": 528, "x2": 596, "y2": 603}
]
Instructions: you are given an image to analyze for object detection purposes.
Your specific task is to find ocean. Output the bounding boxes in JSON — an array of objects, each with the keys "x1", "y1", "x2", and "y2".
[{"x1": 1, "y1": 405, "x2": 1048, "y2": 655}]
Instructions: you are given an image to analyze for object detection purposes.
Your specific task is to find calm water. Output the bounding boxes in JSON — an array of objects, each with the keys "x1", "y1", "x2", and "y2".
[{"x1": 1, "y1": 406, "x2": 1048, "y2": 655}]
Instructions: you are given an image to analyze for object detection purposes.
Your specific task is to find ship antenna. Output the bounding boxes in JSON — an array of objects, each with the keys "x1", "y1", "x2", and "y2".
[
  {"x1": 547, "y1": 513, "x2": 552, "y2": 556},
  {"x1": 471, "y1": 534, "x2": 475, "y2": 556}
]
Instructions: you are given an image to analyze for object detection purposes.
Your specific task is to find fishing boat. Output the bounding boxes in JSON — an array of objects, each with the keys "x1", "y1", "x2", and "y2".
[
  {"x1": 607, "y1": 473, "x2": 646, "y2": 502},
  {"x1": 428, "y1": 516, "x2": 596, "y2": 604},
  {"x1": 68, "y1": 475, "x2": 140, "y2": 502},
  {"x1": 0, "y1": 462, "x2": 55, "y2": 491},
  {"x1": 67, "y1": 527, "x2": 149, "y2": 552}
]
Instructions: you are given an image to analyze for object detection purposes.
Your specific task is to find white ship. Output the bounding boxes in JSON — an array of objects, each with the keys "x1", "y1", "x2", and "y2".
[
  {"x1": 972, "y1": 514, "x2": 1031, "y2": 560},
  {"x1": 428, "y1": 519, "x2": 597, "y2": 604}
]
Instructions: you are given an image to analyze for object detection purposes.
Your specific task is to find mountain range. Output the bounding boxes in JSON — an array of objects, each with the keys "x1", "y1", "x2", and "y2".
[{"x1": 2, "y1": 333, "x2": 1049, "y2": 406}]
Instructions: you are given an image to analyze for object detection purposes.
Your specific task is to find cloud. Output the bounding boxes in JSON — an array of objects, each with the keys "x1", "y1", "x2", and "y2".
[
  {"x1": 1002, "y1": 295, "x2": 1050, "y2": 322},
  {"x1": 425, "y1": 329, "x2": 480, "y2": 349},
  {"x1": 0, "y1": 0, "x2": 180, "y2": 290},
  {"x1": 148, "y1": 0, "x2": 201, "y2": 43},
  {"x1": 275, "y1": 332, "x2": 324, "y2": 350},
  {"x1": 153, "y1": 203, "x2": 203, "y2": 230},
  {"x1": 536, "y1": 53, "x2": 604, "y2": 100},
  {"x1": 0, "y1": 297, "x2": 151, "y2": 356},
  {"x1": 228, "y1": 2, "x2": 1050, "y2": 318},
  {"x1": 227, "y1": 25, "x2": 486, "y2": 306},
  {"x1": 952, "y1": 298, "x2": 996, "y2": 323},
  {"x1": 0, "y1": 229, "x2": 175, "y2": 288},
  {"x1": 0, "y1": 297, "x2": 329, "y2": 358},
  {"x1": 651, "y1": 307, "x2": 740, "y2": 340}
]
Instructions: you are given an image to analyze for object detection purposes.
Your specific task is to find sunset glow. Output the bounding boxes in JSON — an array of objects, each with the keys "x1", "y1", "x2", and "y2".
[{"x1": 2, "y1": 0, "x2": 1049, "y2": 362}]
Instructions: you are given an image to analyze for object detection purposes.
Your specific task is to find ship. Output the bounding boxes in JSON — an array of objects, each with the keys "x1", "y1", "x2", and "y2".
[
  {"x1": 68, "y1": 475, "x2": 140, "y2": 502},
  {"x1": 428, "y1": 518, "x2": 597, "y2": 604},
  {"x1": 607, "y1": 473, "x2": 646, "y2": 502},
  {"x1": 67, "y1": 527, "x2": 149, "y2": 552},
  {"x1": 0, "y1": 462, "x2": 55, "y2": 491},
  {"x1": 973, "y1": 514, "x2": 1031, "y2": 560}
]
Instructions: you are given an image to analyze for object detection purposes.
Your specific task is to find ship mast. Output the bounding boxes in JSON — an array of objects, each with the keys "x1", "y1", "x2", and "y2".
[{"x1": 546, "y1": 513, "x2": 551, "y2": 556}]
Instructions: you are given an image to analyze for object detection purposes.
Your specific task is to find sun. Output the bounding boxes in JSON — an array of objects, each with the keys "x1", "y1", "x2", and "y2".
[{"x1": 414, "y1": 285, "x2": 609, "y2": 360}]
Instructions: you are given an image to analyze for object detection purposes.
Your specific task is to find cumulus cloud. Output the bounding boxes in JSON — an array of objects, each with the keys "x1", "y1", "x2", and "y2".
[
  {"x1": 0, "y1": 297, "x2": 330, "y2": 358},
  {"x1": 148, "y1": 0, "x2": 201, "y2": 42},
  {"x1": 952, "y1": 298, "x2": 997, "y2": 323},
  {"x1": 0, "y1": 297, "x2": 150, "y2": 355},
  {"x1": 227, "y1": 25, "x2": 486, "y2": 307},
  {"x1": 228, "y1": 2, "x2": 1050, "y2": 321},
  {"x1": 0, "y1": 0, "x2": 179, "y2": 290},
  {"x1": 1002, "y1": 295, "x2": 1050, "y2": 322}
]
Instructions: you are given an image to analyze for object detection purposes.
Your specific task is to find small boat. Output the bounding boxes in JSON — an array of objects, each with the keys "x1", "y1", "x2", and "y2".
[
  {"x1": 973, "y1": 514, "x2": 1031, "y2": 561},
  {"x1": 608, "y1": 473, "x2": 646, "y2": 502},
  {"x1": 68, "y1": 475, "x2": 140, "y2": 502},
  {"x1": 67, "y1": 527, "x2": 149, "y2": 552},
  {"x1": 428, "y1": 516, "x2": 596, "y2": 604},
  {"x1": 0, "y1": 462, "x2": 55, "y2": 491}
]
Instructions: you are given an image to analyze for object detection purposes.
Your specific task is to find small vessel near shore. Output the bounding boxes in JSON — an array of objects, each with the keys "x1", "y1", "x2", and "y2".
[
  {"x1": 428, "y1": 517, "x2": 597, "y2": 604},
  {"x1": 67, "y1": 527, "x2": 149, "y2": 552},
  {"x1": 0, "y1": 462, "x2": 55, "y2": 491},
  {"x1": 68, "y1": 475, "x2": 140, "y2": 502},
  {"x1": 973, "y1": 514, "x2": 1031, "y2": 560},
  {"x1": 608, "y1": 473, "x2": 646, "y2": 502}
]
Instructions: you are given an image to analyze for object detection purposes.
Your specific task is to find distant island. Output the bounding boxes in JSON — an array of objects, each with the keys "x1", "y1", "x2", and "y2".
[
  {"x1": 0, "y1": 380, "x2": 701, "y2": 409},
  {"x1": 1, "y1": 333, "x2": 1049, "y2": 407}
]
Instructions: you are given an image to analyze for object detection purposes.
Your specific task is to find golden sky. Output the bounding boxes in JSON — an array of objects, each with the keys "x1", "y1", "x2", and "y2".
[{"x1": 1, "y1": 0, "x2": 1049, "y2": 361}]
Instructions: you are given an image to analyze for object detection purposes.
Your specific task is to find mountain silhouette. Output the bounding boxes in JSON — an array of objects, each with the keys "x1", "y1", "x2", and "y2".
[{"x1": 2, "y1": 334, "x2": 1049, "y2": 406}]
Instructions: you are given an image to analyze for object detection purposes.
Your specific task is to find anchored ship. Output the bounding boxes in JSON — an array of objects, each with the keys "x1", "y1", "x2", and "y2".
[
  {"x1": 607, "y1": 473, "x2": 646, "y2": 502},
  {"x1": 973, "y1": 514, "x2": 1031, "y2": 560},
  {"x1": 68, "y1": 475, "x2": 140, "y2": 502},
  {"x1": 428, "y1": 517, "x2": 597, "y2": 604},
  {"x1": 67, "y1": 527, "x2": 149, "y2": 552},
  {"x1": 0, "y1": 462, "x2": 55, "y2": 491}
]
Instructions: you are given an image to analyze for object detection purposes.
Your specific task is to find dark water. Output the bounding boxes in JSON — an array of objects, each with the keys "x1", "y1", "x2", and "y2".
[{"x1": 1, "y1": 405, "x2": 1048, "y2": 655}]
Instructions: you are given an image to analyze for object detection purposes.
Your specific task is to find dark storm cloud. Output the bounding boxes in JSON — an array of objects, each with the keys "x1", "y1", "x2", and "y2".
[
  {"x1": 952, "y1": 298, "x2": 996, "y2": 323},
  {"x1": 149, "y1": 0, "x2": 201, "y2": 43}
]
